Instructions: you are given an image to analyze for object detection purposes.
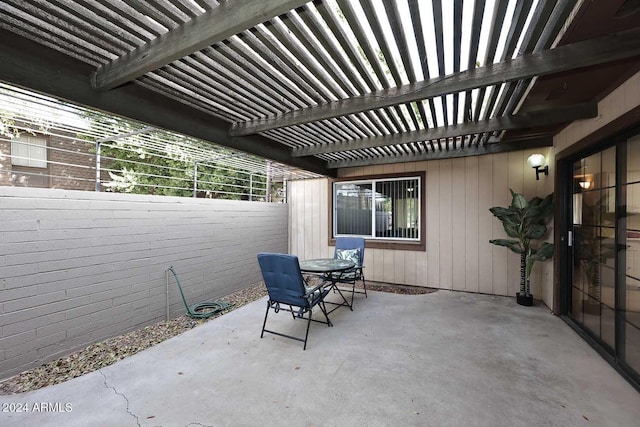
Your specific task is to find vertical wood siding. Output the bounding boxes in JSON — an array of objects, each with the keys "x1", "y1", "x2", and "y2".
[
  {"x1": 289, "y1": 148, "x2": 554, "y2": 301},
  {"x1": 0, "y1": 187, "x2": 287, "y2": 379}
]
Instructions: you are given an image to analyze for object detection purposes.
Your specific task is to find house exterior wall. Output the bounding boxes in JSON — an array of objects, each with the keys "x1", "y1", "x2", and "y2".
[
  {"x1": 0, "y1": 187, "x2": 286, "y2": 379},
  {"x1": 288, "y1": 148, "x2": 554, "y2": 303},
  {"x1": 0, "y1": 128, "x2": 100, "y2": 191},
  {"x1": 48, "y1": 134, "x2": 96, "y2": 190},
  {"x1": 554, "y1": 70, "x2": 640, "y2": 154},
  {"x1": 0, "y1": 140, "x2": 10, "y2": 186}
]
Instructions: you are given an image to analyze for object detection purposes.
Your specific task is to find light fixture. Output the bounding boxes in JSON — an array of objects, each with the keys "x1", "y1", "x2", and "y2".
[
  {"x1": 578, "y1": 180, "x2": 592, "y2": 190},
  {"x1": 527, "y1": 154, "x2": 549, "y2": 181}
]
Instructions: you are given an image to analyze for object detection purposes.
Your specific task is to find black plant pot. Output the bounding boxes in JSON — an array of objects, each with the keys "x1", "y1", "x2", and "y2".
[{"x1": 516, "y1": 292, "x2": 533, "y2": 306}]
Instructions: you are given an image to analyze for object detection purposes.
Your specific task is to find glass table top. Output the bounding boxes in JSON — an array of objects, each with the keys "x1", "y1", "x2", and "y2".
[{"x1": 299, "y1": 258, "x2": 355, "y2": 273}]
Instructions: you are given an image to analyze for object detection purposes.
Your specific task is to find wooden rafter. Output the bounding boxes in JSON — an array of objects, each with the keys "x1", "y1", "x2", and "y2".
[
  {"x1": 91, "y1": 0, "x2": 310, "y2": 90},
  {"x1": 230, "y1": 28, "x2": 640, "y2": 136},
  {"x1": 327, "y1": 136, "x2": 553, "y2": 169},
  {"x1": 292, "y1": 103, "x2": 597, "y2": 157}
]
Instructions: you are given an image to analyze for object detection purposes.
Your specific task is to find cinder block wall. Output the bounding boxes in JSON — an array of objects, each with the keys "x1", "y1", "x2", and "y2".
[{"x1": 0, "y1": 187, "x2": 287, "y2": 379}]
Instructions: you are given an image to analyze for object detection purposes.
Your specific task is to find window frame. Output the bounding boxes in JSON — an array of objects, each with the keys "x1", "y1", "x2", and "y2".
[
  {"x1": 328, "y1": 171, "x2": 426, "y2": 251},
  {"x1": 11, "y1": 134, "x2": 48, "y2": 168}
]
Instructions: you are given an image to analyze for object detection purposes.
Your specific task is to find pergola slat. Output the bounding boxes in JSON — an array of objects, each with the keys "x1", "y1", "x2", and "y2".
[
  {"x1": 327, "y1": 136, "x2": 553, "y2": 169},
  {"x1": 91, "y1": 0, "x2": 311, "y2": 90},
  {"x1": 292, "y1": 103, "x2": 597, "y2": 157},
  {"x1": 230, "y1": 28, "x2": 640, "y2": 136}
]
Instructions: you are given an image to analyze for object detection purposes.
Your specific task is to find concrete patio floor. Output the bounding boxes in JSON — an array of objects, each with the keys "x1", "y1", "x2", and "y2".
[{"x1": 1, "y1": 289, "x2": 639, "y2": 427}]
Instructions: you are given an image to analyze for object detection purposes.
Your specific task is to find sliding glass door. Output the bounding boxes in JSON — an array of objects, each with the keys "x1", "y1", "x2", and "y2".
[{"x1": 566, "y1": 132, "x2": 640, "y2": 385}]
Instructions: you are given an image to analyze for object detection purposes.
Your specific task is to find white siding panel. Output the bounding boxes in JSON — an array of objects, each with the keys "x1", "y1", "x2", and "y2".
[
  {"x1": 451, "y1": 158, "x2": 466, "y2": 292},
  {"x1": 465, "y1": 156, "x2": 480, "y2": 293},
  {"x1": 426, "y1": 162, "x2": 440, "y2": 288},
  {"x1": 439, "y1": 160, "x2": 454, "y2": 290}
]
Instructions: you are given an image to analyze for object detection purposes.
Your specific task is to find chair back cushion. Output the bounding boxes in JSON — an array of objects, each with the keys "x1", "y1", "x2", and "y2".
[
  {"x1": 334, "y1": 237, "x2": 365, "y2": 266},
  {"x1": 335, "y1": 248, "x2": 360, "y2": 265},
  {"x1": 257, "y1": 253, "x2": 307, "y2": 307}
]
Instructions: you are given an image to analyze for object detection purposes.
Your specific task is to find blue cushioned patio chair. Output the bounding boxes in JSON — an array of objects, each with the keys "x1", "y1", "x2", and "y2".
[
  {"x1": 333, "y1": 237, "x2": 367, "y2": 308},
  {"x1": 257, "y1": 253, "x2": 332, "y2": 350}
]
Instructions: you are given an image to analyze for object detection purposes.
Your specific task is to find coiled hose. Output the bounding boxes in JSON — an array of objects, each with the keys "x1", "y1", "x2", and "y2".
[{"x1": 167, "y1": 266, "x2": 233, "y2": 319}]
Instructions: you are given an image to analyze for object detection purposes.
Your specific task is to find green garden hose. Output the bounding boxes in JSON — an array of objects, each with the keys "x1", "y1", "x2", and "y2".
[{"x1": 167, "y1": 266, "x2": 233, "y2": 319}]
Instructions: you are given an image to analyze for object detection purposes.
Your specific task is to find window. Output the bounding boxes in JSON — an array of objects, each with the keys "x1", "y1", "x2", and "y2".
[
  {"x1": 333, "y1": 175, "x2": 421, "y2": 241},
  {"x1": 11, "y1": 135, "x2": 47, "y2": 168}
]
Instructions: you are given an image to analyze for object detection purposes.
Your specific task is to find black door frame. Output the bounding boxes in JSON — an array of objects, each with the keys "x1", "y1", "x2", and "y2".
[{"x1": 555, "y1": 113, "x2": 640, "y2": 392}]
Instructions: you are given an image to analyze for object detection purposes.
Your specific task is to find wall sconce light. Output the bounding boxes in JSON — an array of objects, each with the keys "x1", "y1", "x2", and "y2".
[
  {"x1": 578, "y1": 180, "x2": 592, "y2": 190},
  {"x1": 527, "y1": 154, "x2": 549, "y2": 181}
]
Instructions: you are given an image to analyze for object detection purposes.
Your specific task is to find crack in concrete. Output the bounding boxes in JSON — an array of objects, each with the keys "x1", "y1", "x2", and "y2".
[
  {"x1": 99, "y1": 370, "x2": 141, "y2": 427},
  {"x1": 183, "y1": 423, "x2": 215, "y2": 427}
]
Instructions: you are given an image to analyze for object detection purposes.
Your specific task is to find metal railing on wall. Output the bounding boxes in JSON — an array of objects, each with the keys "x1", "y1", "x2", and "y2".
[{"x1": 0, "y1": 83, "x2": 321, "y2": 201}]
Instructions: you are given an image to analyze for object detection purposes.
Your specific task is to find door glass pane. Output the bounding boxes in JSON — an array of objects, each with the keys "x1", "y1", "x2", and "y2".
[
  {"x1": 583, "y1": 295, "x2": 601, "y2": 338},
  {"x1": 601, "y1": 265, "x2": 615, "y2": 308},
  {"x1": 625, "y1": 276, "x2": 640, "y2": 388},
  {"x1": 602, "y1": 146, "x2": 616, "y2": 188},
  {"x1": 627, "y1": 235, "x2": 640, "y2": 281},
  {"x1": 571, "y1": 148, "x2": 613, "y2": 348},
  {"x1": 602, "y1": 305, "x2": 615, "y2": 350},
  {"x1": 572, "y1": 287, "x2": 584, "y2": 323},
  {"x1": 626, "y1": 322, "x2": 640, "y2": 374},
  {"x1": 584, "y1": 151, "x2": 601, "y2": 189},
  {"x1": 627, "y1": 276, "x2": 640, "y2": 329},
  {"x1": 602, "y1": 188, "x2": 616, "y2": 227},
  {"x1": 627, "y1": 182, "x2": 640, "y2": 232},
  {"x1": 582, "y1": 189, "x2": 601, "y2": 226},
  {"x1": 628, "y1": 135, "x2": 640, "y2": 183}
]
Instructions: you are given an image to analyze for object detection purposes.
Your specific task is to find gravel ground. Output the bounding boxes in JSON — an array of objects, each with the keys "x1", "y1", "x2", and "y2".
[{"x1": 0, "y1": 280, "x2": 435, "y2": 395}]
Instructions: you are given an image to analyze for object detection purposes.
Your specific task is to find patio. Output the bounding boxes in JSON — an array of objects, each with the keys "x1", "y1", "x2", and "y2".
[{"x1": 1, "y1": 289, "x2": 637, "y2": 427}]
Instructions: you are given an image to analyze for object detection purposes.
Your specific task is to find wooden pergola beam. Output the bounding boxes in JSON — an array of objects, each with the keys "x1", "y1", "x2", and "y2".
[
  {"x1": 230, "y1": 28, "x2": 640, "y2": 136},
  {"x1": 0, "y1": 29, "x2": 334, "y2": 177},
  {"x1": 91, "y1": 0, "x2": 310, "y2": 91},
  {"x1": 327, "y1": 136, "x2": 553, "y2": 169},
  {"x1": 293, "y1": 103, "x2": 597, "y2": 157}
]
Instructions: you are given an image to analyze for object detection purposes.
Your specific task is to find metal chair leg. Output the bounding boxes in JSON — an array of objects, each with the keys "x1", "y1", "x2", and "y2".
[
  {"x1": 362, "y1": 275, "x2": 367, "y2": 298},
  {"x1": 303, "y1": 308, "x2": 312, "y2": 350},
  {"x1": 260, "y1": 301, "x2": 270, "y2": 338}
]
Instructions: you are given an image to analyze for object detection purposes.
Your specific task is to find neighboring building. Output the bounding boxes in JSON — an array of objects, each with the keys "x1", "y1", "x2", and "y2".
[{"x1": 0, "y1": 128, "x2": 97, "y2": 191}]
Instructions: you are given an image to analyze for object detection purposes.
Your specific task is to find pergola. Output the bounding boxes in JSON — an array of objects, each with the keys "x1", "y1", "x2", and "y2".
[{"x1": 1, "y1": 1, "x2": 640, "y2": 177}]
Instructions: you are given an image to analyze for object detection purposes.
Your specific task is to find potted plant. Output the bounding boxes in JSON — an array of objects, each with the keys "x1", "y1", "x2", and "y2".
[{"x1": 489, "y1": 190, "x2": 555, "y2": 306}]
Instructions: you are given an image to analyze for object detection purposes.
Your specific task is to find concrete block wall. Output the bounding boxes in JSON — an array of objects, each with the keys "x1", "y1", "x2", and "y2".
[{"x1": 0, "y1": 187, "x2": 288, "y2": 379}]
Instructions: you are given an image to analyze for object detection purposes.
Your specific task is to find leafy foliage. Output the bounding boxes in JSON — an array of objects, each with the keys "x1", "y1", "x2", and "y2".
[
  {"x1": 490, "y1": 190, "x2": 553, "y2": 258},
  {"x1": 76, "y1": 111, "x2": 268, "y2": 200},
  {"x1": 490, "y1": 189, "x2": 555, "y2": 283}
]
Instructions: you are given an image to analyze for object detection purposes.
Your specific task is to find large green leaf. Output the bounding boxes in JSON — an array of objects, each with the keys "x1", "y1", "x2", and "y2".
[
  {"x1": 526, "y1": 243, "x2": 555, "y2": 278},
  {"x1": 490, "y1": 239, "x2": 523, "y2": 254},
  {"x1": 537, "y1": 193, "x2": 554, "y2": 219},
  {"x1": 528, "y1": 196, "x2": 543, "y2": 207},
  {"x1": 531, "y1": 242, "x2": 555, "y2": 260},
  {"x1": 489, "y1": 206, "x2": 516, "y2": 221},
  {"x1": 503, "y1": 223, "x2": 521, "y2": 239},
  {"x1": 525, "y1": 224, "x2": 547, "y2": 239},
  {"x1": 510, "y1": 189, "x2": 528, "y2": 209}
]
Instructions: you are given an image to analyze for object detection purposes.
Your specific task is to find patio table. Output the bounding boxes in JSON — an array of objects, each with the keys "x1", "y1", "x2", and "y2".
[{"x1": 299, "y1": 258, "x2": 355, "y2": 313}]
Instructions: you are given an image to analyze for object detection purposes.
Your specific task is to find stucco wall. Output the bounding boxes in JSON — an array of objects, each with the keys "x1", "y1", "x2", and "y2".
[
  {"x1": 0, "y1": 187, "x2": 287, "y2": 379},
  {"x1": 288, "y1": 148, "x2": 554, "y2": 303}
]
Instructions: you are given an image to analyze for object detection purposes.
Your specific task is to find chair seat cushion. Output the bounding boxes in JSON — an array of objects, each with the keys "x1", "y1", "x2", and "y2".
[
  {"x1": 330, "y1": 270, "x2": 358, "y2": 281},
  {"x1": 305, "y1": 286, "x2": 329, "y2": 305}
]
